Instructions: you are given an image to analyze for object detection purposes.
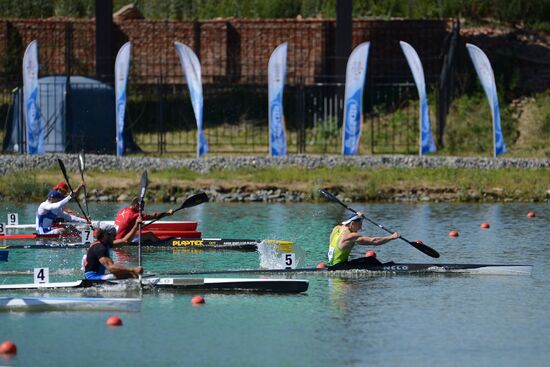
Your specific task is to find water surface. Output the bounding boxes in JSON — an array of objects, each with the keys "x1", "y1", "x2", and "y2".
[{"x1": 0, "y1": 202, "x2": 548, "y2": 366}]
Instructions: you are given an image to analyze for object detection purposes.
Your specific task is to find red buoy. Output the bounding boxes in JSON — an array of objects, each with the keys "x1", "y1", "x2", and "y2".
[
  {"x1": 365, "y1": 250, "x2": 377, "y2": 258},
  {"x1": 191, "y1": 295, "x2": 205, "y2": 305},
  {"x1": 0, "y1": 341, "x2": 17, "y2": 355},
  {"x1": 527, "y1": 211, "x2": 536, "y2": 218},
  {"x1": 316, "y1": 262, "x2": 327, "y2": 268},
  {"x1": 106, "y1": 316, "x2": 123, "y2": 326},
  {"x1": 448, "y1": 230, "x2": 459, "y2": 237},
  {"x1": 480, "y1": 223, "x2": 490, "y2": 229}
]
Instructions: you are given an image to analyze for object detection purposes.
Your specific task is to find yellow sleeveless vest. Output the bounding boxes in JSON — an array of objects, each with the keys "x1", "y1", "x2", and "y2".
[{"x1": 328, "y1": 225, "x2": 352, "y2": 265}]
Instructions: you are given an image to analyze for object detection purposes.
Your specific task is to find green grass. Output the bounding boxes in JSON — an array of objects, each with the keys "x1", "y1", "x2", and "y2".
[{"x1": 1, "y1": 166, "x2": 548, "y2": 202}]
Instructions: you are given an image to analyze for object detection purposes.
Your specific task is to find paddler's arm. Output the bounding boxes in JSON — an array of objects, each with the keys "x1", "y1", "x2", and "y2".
[
  {"x1": 58, "y1": 210, "x2": 88, "y2": 224},
  {"x1": 70, "y1": 181, "x2": 86, "y2": 198},
  {"x1": 112, "y1": 217, "x2": 142, "y2": 247},
  {"x1": 145, "y1": 209, "x2": 175, "y2": 220},
  {"x1": 354, "y1": 232, "x2": 400, "y2": 247},
  {"x1": 42, "y1": 195, "x2": 72, "y2": 211},
  {"x1": 339, "y1": 231, "x2": 400, "y2": 250},
  {"x1": 98, "y1": 256, "x2": 143, "y2": 279}
]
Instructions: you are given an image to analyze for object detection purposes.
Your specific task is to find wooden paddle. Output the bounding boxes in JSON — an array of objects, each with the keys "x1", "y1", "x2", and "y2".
[
  {"x1": 77, "y1": 152, "x2": 90, "y2": 220},
  {"x1": 319, "y1": 189, "x2": 440, "y2": 258},
  {"x1": 57, "y1": 158, "x2": 91, "y2": 224},
  {"x1": 142, "y1": 192, "x2": 209, "y2": 229},
  {"x1": 137, "y1": 170, "x2": 148, "y2": 269}
]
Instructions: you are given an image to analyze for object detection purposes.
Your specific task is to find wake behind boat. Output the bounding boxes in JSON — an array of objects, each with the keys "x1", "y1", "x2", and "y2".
[
  {"x1": 0, "y1": 296, "x2": 142, "y2": 312},
  {"x1": 0, "y1": 277, "x2": 309, "y2": 293}
]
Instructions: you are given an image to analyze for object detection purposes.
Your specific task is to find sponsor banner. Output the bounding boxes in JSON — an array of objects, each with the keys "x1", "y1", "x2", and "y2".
[
  {"x1": 115, "y1": 42, "x2": 131, "y2": 157},
  {"x1": 22, "y1": 40, "x2": 45, "y2": 154},
  {"x1": 268, "y1": 42, "x2": 288, "y2": 156},
  {"x1": 466, "y1": 43, "x2": 507, "y2": 157},
  {"x1": 174, "y1": 42, "x2": 208, "y2": 157},
  {"x1": 342, "y1": 42, "x2": 370, "y2": 155},
  {"x1": 400, "y1": 41, "x2": 437, "y2": 155}
]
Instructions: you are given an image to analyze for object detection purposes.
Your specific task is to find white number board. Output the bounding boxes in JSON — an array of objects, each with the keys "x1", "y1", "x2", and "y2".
[
  {"x1": 283, "y1": 253, "x2": 296, "y2": 269},
  {"x1": 34, "y1": 267, "x2": 50, "y2": 284},
  {"x1": 0, "y1": 222, "x2": 5, "y2": 235},
  {"x1": 7, "y1": 213, "x2": 18, "y2": 226},
  {"x1": 81, "y1": 229, "x2": 93, "y2": 244}
]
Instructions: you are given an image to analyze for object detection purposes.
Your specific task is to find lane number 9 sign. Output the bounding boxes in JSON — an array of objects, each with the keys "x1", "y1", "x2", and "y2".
[{"x1": 7, "y1": 213, "x2": 18, "y2": 226}]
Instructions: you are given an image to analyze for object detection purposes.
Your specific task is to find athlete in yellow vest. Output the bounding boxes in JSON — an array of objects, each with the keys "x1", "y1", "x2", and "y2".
[{"x1": 328, "y1": 212, "x2": 400, "y2": 266}]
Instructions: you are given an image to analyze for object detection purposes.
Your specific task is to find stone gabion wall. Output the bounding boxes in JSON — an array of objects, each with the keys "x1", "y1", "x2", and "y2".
[{"x1": 1, "y1": 154, "x2": 549, "y2": 176}]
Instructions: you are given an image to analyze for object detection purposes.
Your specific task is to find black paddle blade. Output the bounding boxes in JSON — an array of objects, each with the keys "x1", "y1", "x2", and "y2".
[
  {"x1": 409, "y1": 240, "x2": 440, "y2": 258},
  {"x1": 57, "y1": 158, "x2": 73, "y2": 191},
  {"x1": 138, "y1": 170, "x2": 148, "y2": 203},
  {"x1": 319, "y1": 189, "x2": 339, "y2": 203},
  {"x1": 179, "y1": 192, "x2": 209, "y2": 210},
  {"x1": 57, "y1": 159, "x2": 69, "y2": 181}
]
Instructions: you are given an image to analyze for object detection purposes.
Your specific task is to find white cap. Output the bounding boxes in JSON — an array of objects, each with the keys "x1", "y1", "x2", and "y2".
[{"x1": 342, "y1": 214, "x2": 363, "y2": 225}]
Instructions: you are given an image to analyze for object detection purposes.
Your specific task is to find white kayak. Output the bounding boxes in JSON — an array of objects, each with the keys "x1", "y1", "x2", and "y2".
[{"x1": 0, "y1": 296, "x2": 142, "y2": 312}]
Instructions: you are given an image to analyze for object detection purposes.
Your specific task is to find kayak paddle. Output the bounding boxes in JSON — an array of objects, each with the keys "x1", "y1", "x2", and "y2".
[
  {"x1": 77, "y1": 152, "x2": 91, "y2": 220},
  {"x1": 137, "y1": 170, "x2": 148, "y2": 269},
  {"x1": 319, "y1": 189, "x2": 440, "y2": 258},
  {"x1": 57, "y1": 158, "x2": 91, "y2": 224},
  {"x1": 142, "y1": 192, "x2": 209, "y2": 229}
]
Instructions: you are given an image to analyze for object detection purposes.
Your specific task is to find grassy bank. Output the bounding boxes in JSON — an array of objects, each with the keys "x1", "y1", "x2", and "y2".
[{"x1": 1, "y1": 166, "x2": 548, "y2": 203}]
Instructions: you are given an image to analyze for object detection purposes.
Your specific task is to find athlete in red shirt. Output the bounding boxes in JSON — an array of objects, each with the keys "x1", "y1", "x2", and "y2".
[{"x1": 114, "y1": 197, "x2": 174, "y2": 242}]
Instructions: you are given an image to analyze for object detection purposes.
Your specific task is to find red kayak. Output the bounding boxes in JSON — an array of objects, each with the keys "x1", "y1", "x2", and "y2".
[{"x1": 0, "y1": 221, "x2": 200, "y2": 241}]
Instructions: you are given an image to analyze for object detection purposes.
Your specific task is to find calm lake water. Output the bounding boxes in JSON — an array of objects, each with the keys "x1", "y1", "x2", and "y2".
[{"x1": 1, "y1": 201, "x2": 549, "y2": 366}]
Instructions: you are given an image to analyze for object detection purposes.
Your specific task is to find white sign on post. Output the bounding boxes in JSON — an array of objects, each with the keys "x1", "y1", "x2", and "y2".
[
  {"x1": 0, "y1": 223, "x2": 5, "y2": 235},
  {"x1": 81, "y1": 229, "x2": 93, "y2": 244},
  {"x1": 282, "y1": 253, "x2": 296, "y2": 269},
  {"x1": 7, "y1": 213, "x2": 19, "y2": 226},
  {"x1": 34, "y1": 267, "x2": 50, "y2": 284}
]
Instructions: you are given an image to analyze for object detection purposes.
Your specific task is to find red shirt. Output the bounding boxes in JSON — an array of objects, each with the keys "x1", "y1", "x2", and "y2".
[{"x1": 114, "y1": 207, "x2": 153, "y2": 240}]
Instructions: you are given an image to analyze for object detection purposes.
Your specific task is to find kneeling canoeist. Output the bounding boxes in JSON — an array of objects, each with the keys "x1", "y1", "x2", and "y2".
[
  {"x1": 327, "y1": 212, "x2": 400, "y2": 269},
  {"x1": 114, "y1": 197, "x2": 174, "y2": 243},
  {"x1": 36, "y1": 184, "x2": 88, "y2": 235},
  {"x1": 83, "y1": 218, "x2": 143, "y2": 280},
  {"x1": 52, "y1": 181, "x2": 80, "y2": 217}
]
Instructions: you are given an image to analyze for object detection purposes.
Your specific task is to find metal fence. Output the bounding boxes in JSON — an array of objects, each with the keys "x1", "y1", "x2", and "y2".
[
  {"x1": 121, "y1": 78, "x2": 420, "y2": 156},
  {"x1": 0, "y1": 19, "x2": 458, "y2": 156}
]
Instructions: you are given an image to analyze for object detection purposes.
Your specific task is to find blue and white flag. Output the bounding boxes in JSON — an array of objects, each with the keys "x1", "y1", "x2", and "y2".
[
  {"x1": 466, "y1": 43, "x2": 507, "y2": 157},
  {"x1": 22, "y1": 40, "x2": 45, "y2": 154},
  {"x1": 342, "y1": 42, "x2": 370, "y2": 155},
  {"x1": 115, "y1": 42, "x2": 131, "y2": 157},
  {"x1": 174, "y1": 42, "x2": 208, "y2": 157},
  {"x1": 268, "y1": 42, "x2": 288, "y2": 156},
  {"x1": 400, "y1": 41, "x2": 436, "y2": 155}
]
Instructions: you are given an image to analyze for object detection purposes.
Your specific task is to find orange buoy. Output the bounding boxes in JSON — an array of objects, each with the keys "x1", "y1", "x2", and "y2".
[
  {"x1": 365, "y1": 250, "x2": 377, "y2": 258},
  {"x1": 0, "y1": 341, "x2": 17, "y2": 355},
  {"x1": 480, "y1": 223, "x2": 490, "y2": 229},
  {"x1": 527, "y1": 211, "x2": 536, "y2": 218},
  {"x1": 106, "y1": 316, "x2": 123, "y2": 326},
  {"x1": 191, "y1": 295, "x2": 205, "y2": 305},
  {"x1": 448, "y1": 230, "x2": 459, "y2": 237},
  {"x1": 316, "y1": 262, "x2": 327, "y2": 268}
]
